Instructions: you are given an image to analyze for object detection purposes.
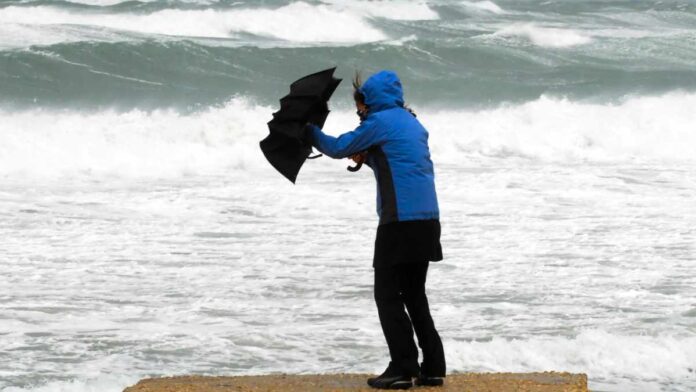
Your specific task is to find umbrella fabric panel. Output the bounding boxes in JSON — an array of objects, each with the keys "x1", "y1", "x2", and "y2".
[{"x1": 259, "y1": 67, "x2": 342, "y2": 183}]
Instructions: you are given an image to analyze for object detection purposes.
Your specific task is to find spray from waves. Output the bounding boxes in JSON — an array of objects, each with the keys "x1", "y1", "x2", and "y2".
[
  {"x1": 0, "y1": 97, "x2": 271, "y2": 180},
  {"x1": 0, "y1": 1, "x2": 438, "y2": 47},
  {"x1": 446, "y1": 329, "x2": 696, "y2": 391},
  {"x1": 0, "y1": 3, "x2": 382, "y2": 43},
  {"x1": 0, "y1": 22, "x2": 133, "y2": 49},
  {"x1": 427, "y1": 92, "x2": 696, "y2": 163},
  {"x1": 459, "y1": 1, "x2": 505, "y2": 14},
  {"x1": 321, "y1": 0, "x2": 438, "y2": 21},
  {"x1": 1, "y1": 92, "x2": 695, "y2": 181},
  {"x1": 3, "y1": 331, "x2": 694, "y2": 391},
  {"x1": 490, "y1": 23, "x2": 592, "y2": 48},
  {"x1": 63, "y1": 0, "x2": 128, "y2": 5}
]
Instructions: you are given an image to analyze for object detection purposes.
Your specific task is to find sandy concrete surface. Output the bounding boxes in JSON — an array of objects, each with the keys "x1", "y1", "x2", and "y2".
[{"x1": 123, "y1": 372, "x2": 588, "y2": 392}]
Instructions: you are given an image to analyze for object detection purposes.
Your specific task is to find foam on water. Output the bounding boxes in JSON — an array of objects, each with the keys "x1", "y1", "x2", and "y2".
[
  {"x1": 2, "y1": 331, "x2": 694, "y2": 391},
  {"x1": 491, "y1": 23, "x2": 592, "y2": 47},
  {"x1": 62, "y1": 0, "x2": 137, "y2": 4},
  {"x1": 0, "y1": 1, "x2": 439, "y2": 47},
  {"x1": 1, "y1": 3, "x2": 695, "y2": 391},
  {"x1": 426, "y1": 92, "x2": 696, "y2": 163},
  {"x1": 1, "y1": 375, "x2": 138, "y2": 392},
  {"x1": 2, "y1": 0, "x2": 695, "y2": 110},
  {"x1": 1, "y1": 158, "x2": 694, "y2": 392},
  {"x1": 0, "y1": 22, "x2": 133, "y2": 49},
  {"x1": 447, "y1": 330, "x2": 696, "y2": 391},
  {"x1": 323, "y1": 0, "x2": 439, "y2": 21},
  {"x1": 2, "y1": 92, "x2": 695, "y2": 181},
  {"x1": 0, "y1": 3, "x2": 381, "y2": 44},
  {"x1": 0, "y1": 97, "x2": 268, "y2": 180},
  {"x1": 460, "y1": 1, "x2": 505, "y2": 14}
]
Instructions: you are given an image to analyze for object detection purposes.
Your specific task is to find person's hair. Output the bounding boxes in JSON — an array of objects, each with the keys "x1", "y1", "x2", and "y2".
[{"x1": 352, "y1": 71, "x2": 365, "y2": 106}]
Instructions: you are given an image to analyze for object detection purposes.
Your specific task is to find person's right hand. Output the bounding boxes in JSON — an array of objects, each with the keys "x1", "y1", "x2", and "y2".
[{"x1": 350, "y1": 152, "x2": 367, "y2": 164}]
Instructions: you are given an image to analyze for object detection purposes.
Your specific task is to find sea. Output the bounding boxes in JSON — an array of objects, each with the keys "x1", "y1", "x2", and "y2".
[{"x1": 0, "y1": 1, "x2": 695, "y2": 391}]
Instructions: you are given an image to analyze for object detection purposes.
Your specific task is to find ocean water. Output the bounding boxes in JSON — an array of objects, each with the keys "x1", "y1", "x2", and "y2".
[{"x1": 1, "y1": 1, "x2": 695, "y2": 391}]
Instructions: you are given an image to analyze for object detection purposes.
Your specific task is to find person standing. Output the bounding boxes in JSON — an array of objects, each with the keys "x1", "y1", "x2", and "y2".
[{"x1": 307, "y1": 70, "x2": 446, "y2": 390}]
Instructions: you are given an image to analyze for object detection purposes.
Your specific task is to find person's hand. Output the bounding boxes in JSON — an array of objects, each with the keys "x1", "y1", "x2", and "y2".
[
  {"x1": 304, "y1": 122, "x2": 318, "y2": 146},
  {"x1": 350, "y1": 152, "x2": 367, "y2": 164}
]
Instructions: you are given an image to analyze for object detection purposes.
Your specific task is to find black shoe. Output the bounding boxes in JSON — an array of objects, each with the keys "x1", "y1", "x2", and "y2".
[
  {"x1": 414, "y1": 375, "x2": 444, "y2": 387},
  {"x1": 367, "y1": 374, "x2": 413, "y2": 390},
  {"x1": 367, "y1": 364, "x2": 414, "y2": 390}
]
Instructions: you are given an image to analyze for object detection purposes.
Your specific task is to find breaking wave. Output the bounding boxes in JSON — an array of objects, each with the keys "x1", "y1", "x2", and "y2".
[
  {"x1": 0, "y1": 1, "x2": 438, "y2": 48},
  {"x1": 447, "y1": 329, "x2": 696, "y2": 392},
  {"x1": 491, "y1": 23, "x2": 592, "y2": 48},
  {"x1": 1, "y1": 92, "x2": 695, "y2": 181},
  {"x1": 427, "y1": 92, "x2": 696, "y2": 163},
  {"x1": 460, "y1": 1, "x2": 505, "y2": 14}
]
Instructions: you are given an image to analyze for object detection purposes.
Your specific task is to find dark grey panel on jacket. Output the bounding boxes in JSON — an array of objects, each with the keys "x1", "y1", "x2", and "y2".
[{"x1": 370, "y1": 146, "x2": 398, "y2": 225}]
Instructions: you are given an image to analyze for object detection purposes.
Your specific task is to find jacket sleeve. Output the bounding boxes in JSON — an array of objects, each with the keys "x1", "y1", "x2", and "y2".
[{"x1": 309, "y1": 117, "x2": 384, "y2": 159}]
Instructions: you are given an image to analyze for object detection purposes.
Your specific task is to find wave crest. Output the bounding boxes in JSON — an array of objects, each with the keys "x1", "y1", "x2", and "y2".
[
  {"x1": 447, "y1": 330, "x2": 696, "y2": 391},
  {"x1": 1, "y1": 93, "x2": 695, "y2": 180},
  {"x1": 492, "y1": 23, "x2": 592, "y2": 48},
  {"x1": 427, "y1": 92, "x2": 696, "y2": 164},
  {"x1": 0, "y1": 1, "x2": 440, "y2": 48}
]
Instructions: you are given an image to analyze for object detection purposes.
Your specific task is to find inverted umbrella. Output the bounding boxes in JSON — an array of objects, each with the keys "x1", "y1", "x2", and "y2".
[{"x1": 260, "y1": 67, "x2": 342, "y2": 183}]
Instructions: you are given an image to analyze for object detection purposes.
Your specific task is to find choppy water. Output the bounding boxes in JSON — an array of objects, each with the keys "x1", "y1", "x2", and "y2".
[
  {"x1": 1, "y1": 1, "x2": 695, "y2": 392},
  {"x1": 2, "y1": 0, "x2": 696, "y2": 109}
]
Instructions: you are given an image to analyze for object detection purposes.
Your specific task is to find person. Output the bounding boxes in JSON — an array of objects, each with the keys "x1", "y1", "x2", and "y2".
[{"x1": 306, "y1": 70, "x2": 446, "y2": 390}]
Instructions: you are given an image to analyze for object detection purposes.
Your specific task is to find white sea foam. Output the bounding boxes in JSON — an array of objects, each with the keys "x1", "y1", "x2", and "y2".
[
  {"x1": 1, "y1": 374, "x2": 138, "y2": 392},
  {"x1": 492, "y1": 23, "x2": 592, "y2": 47},
  {"x1": 62, "y1": 0, "x2": 136, "y2": 5},
  {"x1": 447, "y1": 330, "x2": 696, "y2": 391},
  {"x1": 0, "y1": 1, "x2": 438, "y2": 47},
  {"x1": 1, "y1": 159, "x2": 694, "y2": 391},
  {"x1": 0, "y1": 97, "x2": 270, "y2": 180},
  {"x1": 323, "y1": 0, "x2": 439, "y2": 21},
  {"x1": 0, "y1": 21, "x2": 133, "y2": 49},
  {"x1": 425, "y1": 92, "x2": 696, "y2": 164},
  {"x1": 1, "y1": 92, "x2": 695, "y2": 181},
  {"x1": 460, "y1": 1, "x2": 505, "y2": 14},
  {"x1": 2, "y1": 95, "x2": 695, "y2": 392},
  {"x1": 0, "y1": 3, "x2": 383, "y2": 44},
  {"x1": 3, "y1": 332, "x2": 694, "y2": 391}
]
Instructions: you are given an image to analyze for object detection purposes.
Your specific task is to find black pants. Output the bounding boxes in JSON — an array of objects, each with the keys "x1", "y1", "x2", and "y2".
[{"x1": 374, "y1": 261, "x2": 446, "y2": 377}]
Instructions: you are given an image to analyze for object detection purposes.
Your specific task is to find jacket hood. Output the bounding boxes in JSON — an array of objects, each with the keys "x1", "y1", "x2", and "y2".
[{"x1": 359, "y1": 70, "x2": 404, "y2": 113}]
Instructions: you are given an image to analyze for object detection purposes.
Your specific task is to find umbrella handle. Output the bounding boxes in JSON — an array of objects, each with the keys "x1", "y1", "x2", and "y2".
[
  {"x1": 307, "y1": 153, "x2": 323, "y2": 159},
  {"x1": 347, "y1": 161, "x2": 363, "y2": 172}
]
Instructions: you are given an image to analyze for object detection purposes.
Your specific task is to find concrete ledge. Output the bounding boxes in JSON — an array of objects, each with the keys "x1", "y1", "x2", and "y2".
[{"x1": 123, "y1": 372, "x2": 588, "y2": 391}]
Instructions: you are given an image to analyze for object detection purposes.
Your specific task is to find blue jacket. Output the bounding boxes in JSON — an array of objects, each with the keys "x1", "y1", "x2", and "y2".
[{"x1": 310, "y1": 70, "x2": 439, "y2": 225}]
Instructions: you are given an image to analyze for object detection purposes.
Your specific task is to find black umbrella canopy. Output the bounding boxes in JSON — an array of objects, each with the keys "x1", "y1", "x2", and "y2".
[
  {"x1": 288, "y1": 67, "x2": 342, "y2": 102},
  {"x1": 260, "y1": 68, "x2": 342, "y2": 183}
]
